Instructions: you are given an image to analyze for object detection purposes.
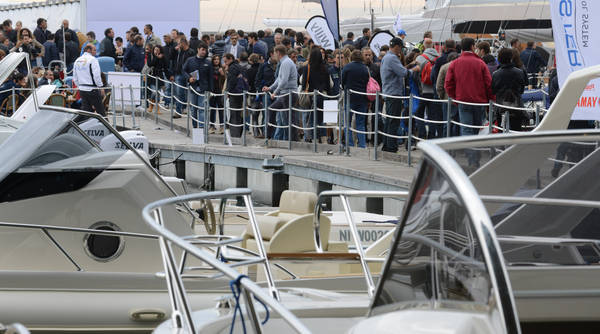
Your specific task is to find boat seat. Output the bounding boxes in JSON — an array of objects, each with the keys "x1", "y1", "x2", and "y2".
[{"x1": 243, "y1": 190, "x2": 345, "y2": 253}]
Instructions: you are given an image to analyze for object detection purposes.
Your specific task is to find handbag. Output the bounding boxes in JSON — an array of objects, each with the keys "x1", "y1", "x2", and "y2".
[
  {"x1": 366, "y1": 76, "x2": 380, "y2": 102},
  {"x1": 298, "y1": 65, "x2": 312, "y2": 109}
]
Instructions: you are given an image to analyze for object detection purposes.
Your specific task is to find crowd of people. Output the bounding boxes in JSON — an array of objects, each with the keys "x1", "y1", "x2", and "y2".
[{"x1": 0, "y1": 17, "x2": 553, "y2": 154}]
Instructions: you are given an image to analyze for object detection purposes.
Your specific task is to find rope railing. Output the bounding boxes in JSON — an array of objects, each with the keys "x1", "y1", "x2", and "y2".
[{"x1": 138, "y1": 74, "x2": 556, "y2": 165}]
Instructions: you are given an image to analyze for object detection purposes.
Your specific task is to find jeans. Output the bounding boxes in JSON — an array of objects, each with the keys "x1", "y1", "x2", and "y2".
[
  {"x1": 442, "y1": 103, "x2": 460, "y2": 137},
  {"x1": 270, "y1": 94, "x2": 298, "y2": 141},
  {"x1": 414, "y1": 92, "x2": 443, "y2": 139},
  {"x1": 174, "y1": 74, "x2": 187, "y2": 114},
  {"x1": 347, "y1": 97, "x2": 367, "y2": 148},
  {"x1": 228, "y1": 95, "x2": 243, "y2": 137},
  {"x1": 302, "y1": 95, "x2": 325, "y2": 140},
  {"x1": 191, "y1": 94, "x2": 205, "y2": 128},
  {"x1": 383, "y1": 97, "x2": 404, "y2": 152},
  {"x1": 210, "y1": 95, "x2": 223, "y2": 128},
  {"x1": 458, "y1": 104, "x2": 485, "y2": 166}
]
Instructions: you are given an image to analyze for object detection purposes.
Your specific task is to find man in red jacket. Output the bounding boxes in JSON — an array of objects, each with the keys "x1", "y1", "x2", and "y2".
[{"x1": 445, "y1": 37, "x2": 493, "y2": 167}]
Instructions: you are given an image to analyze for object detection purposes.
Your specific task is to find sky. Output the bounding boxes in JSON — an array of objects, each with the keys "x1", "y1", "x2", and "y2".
[{"x1": 0, "y1": 0, "x2": 431, "y2": 31}]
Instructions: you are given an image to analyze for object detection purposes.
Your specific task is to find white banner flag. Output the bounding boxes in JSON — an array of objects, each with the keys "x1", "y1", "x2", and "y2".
[
  {"x1": 369, "y1": 31, "x2": 395, "y2": 56},
  {"x1": 305, "y1": 15, "x2": 336, "y2": 51},
  {"x1": 393, "y1": 13, "x2": 402, "y2": 34},
  {"x1": 550, "y1": 0, "x2": 600, "y2": 120}
]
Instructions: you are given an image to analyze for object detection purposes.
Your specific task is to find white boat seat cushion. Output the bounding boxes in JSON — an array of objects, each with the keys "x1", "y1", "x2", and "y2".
[
  {"x1": 244, "y1": 215, "x2": 286, "y2": 241},
  {"x1": 278, "y1": 191, "x2": 317, "y2": 215}
]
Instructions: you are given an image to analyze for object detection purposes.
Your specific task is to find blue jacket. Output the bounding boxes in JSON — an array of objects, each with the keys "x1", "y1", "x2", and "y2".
[
  {"x1": 341, "y1": 61, "x2": 369, "y2": 102},
  {"x1": 251, "y1": 40, "x2": 268, "y2": 61},
  {"x1": 520, "y1": 47, "x2": 544, "y2": 74},
  {"x1": 328, "y1": 65, "x2": 341, "y2": 96},
  {"x1": 182, "y1": 56, "x2": 214, "y2": 94},
  {"x1": 42, "y1": 41, "x2": 59, "y2": 67},
  {"x1": 123, "y1": 44, "x2": 145, "y2": 72}
]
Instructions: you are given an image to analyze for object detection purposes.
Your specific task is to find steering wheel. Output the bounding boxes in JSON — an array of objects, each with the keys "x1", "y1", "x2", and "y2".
[{"x1": 193, "y1": 199, "x2": 217, "y2": 235}]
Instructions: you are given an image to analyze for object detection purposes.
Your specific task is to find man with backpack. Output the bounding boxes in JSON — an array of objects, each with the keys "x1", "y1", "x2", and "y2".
[
  {"x1": 492, "y1": 48, "x2": 527, "y2": 131},
  {"x1": 414, "y1": 38, "x2": 441, "y2": 139}
]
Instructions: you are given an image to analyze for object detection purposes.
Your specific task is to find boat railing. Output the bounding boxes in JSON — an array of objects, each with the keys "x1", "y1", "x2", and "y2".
[
  {"x1": 312, "y1": 190, "x2": 409, "y2": 297},
  {"x1": 142, "y1": 188, "x2": 311, "y2": 334}
]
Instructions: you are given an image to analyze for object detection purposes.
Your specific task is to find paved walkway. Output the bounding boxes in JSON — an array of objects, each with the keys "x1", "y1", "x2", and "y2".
[{"x1": 119, "y1": 108, "x2": 420, "y2": 190}]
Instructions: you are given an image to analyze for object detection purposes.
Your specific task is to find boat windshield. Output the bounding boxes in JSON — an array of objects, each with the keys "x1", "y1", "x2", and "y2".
[
  {"x1": 436, "y1": 131, "x2": 600, "y2": 265},
  {"x1": 371, "y1": 158, "x2": 495, "y2": 315}
]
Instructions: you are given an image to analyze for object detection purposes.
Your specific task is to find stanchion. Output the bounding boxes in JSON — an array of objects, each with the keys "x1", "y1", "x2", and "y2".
[
  {"x1": 339, "y1": 91, "x2": 343, "y2": 155},
  {"x1": 242, "y1": 91, "x2": 247, "y2": 147},
  {"x1": 224, "y1": 91, "x2": 228, "y2": 145},
  {"x1": 128, "y1": 85, "x2": 136, "y2": 129},
  {"x1": 288, "y1": 93, "x2": 292, "y2": 150},
  {"x1": 313, "y1": 90, "x2": 317, "y2": 153},
  {"x1": 374, "y1": 91, "x2": 380, "y2": 160},
  {"x1": 170, "y1": 84, "x2": 175, "y2": 131},
  {"x1": 504, "y1": 110, "x2": 510, "y2": 133},
  {"x1": 11, "y1": 87, "x2": 15, "y2": 115},
  {"x1": 488, "y1": 101, "x2": 494, "y2": 135},
  {"x1": 446, "y1": 97, "x2": 452, "y2": 138},
  {"x1": 204, "y1": 91, "x2": 210, "y2": 144},
  {"x1": 263, "y1": 93, "x2": 269, "y2": 146},
  {"x1": 186, "y1": 86, "x2": 192, "y2": 137},
  {"x1": 535, "y1": 104, "x2": 540, "y2": 127},
  {"x1": 142, "y1": 74, "x2": 147, "y2": 119},
  {"x1": 155, "y1": 76, "x2": 160, "y2": 124},
  {"x1": 111, "y1": 85, "x2": 117, "y2": 126},
  {"x1": 407, "y1": 94, "x2": 413, "y2": 166},
  {"x1": 345, "y1": 89, "x2": 350, "y2": 156},
  {"x1": 120, "y1": 85, "x2": 126, "y2": 128}
]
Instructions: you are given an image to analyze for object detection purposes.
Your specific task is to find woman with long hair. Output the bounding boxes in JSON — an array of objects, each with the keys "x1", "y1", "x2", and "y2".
[
  {"x1": 300, "y1": 47, "x2": 332, "y2": 142},
  {"x1": 209, "y1": 54, "x2": 226, "y2": 133},
  {"x1": 147, "y1": 45, "x2": 170, "y2": 113}
]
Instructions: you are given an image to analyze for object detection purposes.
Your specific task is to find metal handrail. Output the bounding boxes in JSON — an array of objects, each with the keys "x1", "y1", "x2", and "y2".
[
  {"x1": 313, "y1": 190, "x2": 409, "y2": 297},
  {"x1": 142, "y1": 188, "x2": 310, "y2": 334}
]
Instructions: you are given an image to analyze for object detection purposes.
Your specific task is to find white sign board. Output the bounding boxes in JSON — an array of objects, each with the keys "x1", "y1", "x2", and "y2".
[
  {"x1": 323, "y1": 99, "x2": 338, "y2": 123},
  {"x1": 192, "y1": 128, "x2": 205, "y2": 145},
  {"x1": 369, "y1": 31, "x2": 395, "y2": 56},
  {"x1": 305, "y1": 16, "x2": 336, "y2": 51},
  {"x1": 107, "y1": 72, "x2": 141, "y2": 108},
  {"x1": 550, "y1": 0, "x2": 600, "y2": 120}
]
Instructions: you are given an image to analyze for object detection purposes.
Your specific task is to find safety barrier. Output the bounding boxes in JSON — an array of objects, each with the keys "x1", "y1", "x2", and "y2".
[{"x1": 139, "y1": 73, "x2": 552, "y2": 165}]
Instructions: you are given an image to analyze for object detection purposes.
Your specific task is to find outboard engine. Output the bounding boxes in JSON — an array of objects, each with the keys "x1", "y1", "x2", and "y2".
[{"x1": 100, "y1": 130, "x2": 149, "y2": 155}]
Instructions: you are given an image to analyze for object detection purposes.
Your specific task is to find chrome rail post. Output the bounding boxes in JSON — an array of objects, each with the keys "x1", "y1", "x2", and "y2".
[
  {"x1": 345, "y1": 89, "x2": 350, "y2": 156},
  {"x1": 407, "y1": 94, "x2": 413, "y2": 166},
  {"x1": 111, "y1": 84, "x2": 117, "y2": 126},
  {"x1": 446, "y1": 97, "x2": 452, "y2": 138},
  {"x1": 155, "y1": 76, "x2": 160, "y2": 124},
  {"x1": 224, "y1": 91, "x2": 229, "y2": 145},
  {"x1": 340, "y1": 194, "x2": 375, "y2": 297},
  {"x1": 504, "y1": 110, "x2": 510, "y2": 133},
  {"x1": 120, "y1": 85, "x2": 126, "y2": 128},
  {"x1": 488, "y1": 100, "x2": 494, "y2": 134},
  {"x1": 10, "y1": 86, "x2": 15, "y2": 114},
  {"x1": 242, "y1": 194, "x2": 280, "y2": 301},
  {"x1": 129, "y1": 85, "x2": 136, "y2": 129},
  {"x1": 205, "y1": 91, "x2": 210, "y2": 144},
  {"x1": 170, "y1": 83, "x2": 175, "y2": 131},
  {"x1": 263, "y1": 93, "x2": 269, "y2": 146},
  {"x1": 338, "y1": 91, "x2": 343, "y2": 155},
  {"x1": 242, "y1": 91, "x2": 247, "y2": 147},
  {"x1": 242, "y1": 287, "x2": 263, "y2": 333},
  {"x1": 186, "y1": 86, "x2": 191, "y2": 137},
  {"x1": 374, "y1": 91, "x2": 380, "y2": 160},
  {"x1": 288, "y1": 92, "x2": 292, "y2": 150},
  {"x1": 313, "y1": 90, "x2": 317, "y2": 153},
  {"x1": 535, "y1": 104, "x2": 540, "y2": 127},
  {"x1": 142, "y1": 74, "x2": 147, "y2": 119}
]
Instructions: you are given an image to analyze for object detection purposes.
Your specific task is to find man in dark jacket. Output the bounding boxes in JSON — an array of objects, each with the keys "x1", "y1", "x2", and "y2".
[
  {"x1": 354, "y1": 28, "x2": 371, "y2": 50},
  {"x1": 99, "y1": 28, "x2": 117, "y2": 60},
  {"x1": 42, "y1": 33, "x2": 59, "y2": 68},
  {"x1": 123, "y1": 35, "x2": 145, "y2": 72},
  {"x1": 492, "y1": 48, "x2": 527, "y2": 131},
  {"x1": 170, "y1": 38, "x2": 195, "y2": 116},
  {"x1": 162, "y1": 34, "x2": 176, "y2": 72},
  {"x1": 342, "y1": 50, "x2": 370, "y2": 148},
  {"x1": 183, "y1": 43, "x2": 213, "y2": 128},
  {"x1": 431, "y1": 39, "x2": 456, "y2": 89},
  {"x1": 342, "y1": 32, "x2": 354, "y2": 47},
  {"x1": 2, "y1": 20, "x2": 17, "y2": 44},
  {"x1": 64, "y1": 32, "x2": 80, "y2": 73},
  {"x1": 34, "y1": 18, "x2": 49, "y2": 44},
  {"x1": 520, "y1": 41, "x2": 544, "y2": 85},
  {"x1": 477, "y1": 41, "x2": 498, "y2": 75},
  {"x1": 55, "y1": 19, "x2": 76, "y2": 55},
  {"x1": 189, "y1": 28, "x2": 200, "y2": 52},
  {"x1": 210, "y1": 34, "x2": 226, "y2": 57},
  {"x1": 224, "y1": 53, "x2": 246, "y2": 137},
  {"x1": 248, "y1": 32, "x2": 267, "y2": 61},
  {"x1": 255, "y1": 49, "x2": 277, "y2": 138}
]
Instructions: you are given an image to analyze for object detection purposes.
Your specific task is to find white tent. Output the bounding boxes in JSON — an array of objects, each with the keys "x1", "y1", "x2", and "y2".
[{"x1": 423, "y1": 0, "x2": 550, "y2": 21}]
